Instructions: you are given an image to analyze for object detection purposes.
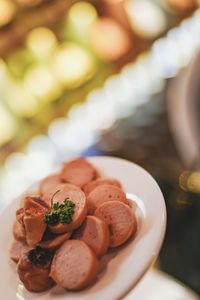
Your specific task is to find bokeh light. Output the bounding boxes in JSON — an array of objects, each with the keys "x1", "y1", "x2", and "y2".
[
  {"x1": 0, "y1": 104, "x2": 17, "y2": 146},
  {"x1": 90, "y1": 17, "x2": 131, "y2": 61},
  {"x1": 52, "y1": 43, "x2": 96, "y2": 88},
  {"x1": 24, "y1": 66, "x2": 62, "y2": 102},
  {"x1": 26, "y1": 27, "x2": 57, "y2": 60},
  {"x1": 0, "y1": 0, "x2": 16, "y2": 27},
  {"x1": 125, "y1": 0, "x2": 167, "y2": 39},
  {"x1": 68, "y1": 2, "x2": 97, "y2": 35}
]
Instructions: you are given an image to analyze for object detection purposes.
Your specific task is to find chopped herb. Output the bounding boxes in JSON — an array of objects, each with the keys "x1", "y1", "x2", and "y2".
[
  {"x1": 28, "y1": 246, "x2": 53, "y2": 266},
  {"x1": 44, "y1": 198, "x2": 75, "y2": 226}
]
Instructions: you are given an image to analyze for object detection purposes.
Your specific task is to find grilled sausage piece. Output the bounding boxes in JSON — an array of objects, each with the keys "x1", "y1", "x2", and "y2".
[
  {"x1": 50, "y1": 240, "x2": 98, "y2": 290},
  {"x1": 10, "y1": 240, "x2": 31, "y2": 263},
  {"x1": 95, "y1": 201, "x2": 137, "y2": 247},
  {"x1": 73, "y1": 216, "x2": 110, "y2": 257},
  {"x1": 83, "y1": 177, "x2": 122, "y2": 196},
  {"x1": 87, "y1": 184, "x2": 128, "y2": 215},
  {"x1": 50, "y1": 184, "x2": 87, "y2": 234},
  {"x1": 23, "y1": 196, "x2": 49, "y2": 246},
  {"x1": 60, "y1": 158, "x2": 98, "y2": 188},
  {"x1": 17, "y1": 247, "x2": 54, "y2": 292}
]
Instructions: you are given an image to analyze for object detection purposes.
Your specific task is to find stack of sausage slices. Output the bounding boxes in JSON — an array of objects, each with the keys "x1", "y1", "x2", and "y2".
[{"x1": 10, "y1": 158, "x2": 137, "y2": 292}]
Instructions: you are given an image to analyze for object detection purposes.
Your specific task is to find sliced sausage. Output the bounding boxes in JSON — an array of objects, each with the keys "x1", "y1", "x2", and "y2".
[
  {"x1": 50, "y1": 240, "x2": 98, "y2": 290},
  {"x1": 39, "y1": 174, "x2": 62, "y2": 205},
  {"x1": 60, "y1": 158, "x2": 98, "y2": 188},
  {"x1": 94, "y1": 201, "x2": 137, "y2": 247},
  {"x1": 73, "y1": 216, "x2": 109, "y2": 257},
  {"x1": 87, "y1": 184, "x2": 129, "y2": 215},
  {"x1": 17, "y1": 247, "x2": 54, "y2": 292},
  {"x1": 83, "y1": 177, "x2": 122, "y2": 196},
  {"x1": 50, "y1": 184, "x2": 87, "y2": 234},
  {"x1": 40, "y1": 231, "x2": 72, "y2": 250},
  {"x1": 24, "y1": 196, "x2": 49, "y2": 246},
  {"x1": 10, "y1": 240, "x2": 31, "y2": 263},
  {"x1": 13, "y1": 220, "x2": 26, "y2": 242}
]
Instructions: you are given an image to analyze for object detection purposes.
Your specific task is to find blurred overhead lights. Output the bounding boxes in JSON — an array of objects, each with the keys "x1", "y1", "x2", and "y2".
[
  {"x1": 26, "y1": 27, "x2": 57, "y2": 60},
  {"x1": 68, "y1": 2, "x2": 97, "y2": 36},
  {"x1": 90, "y1": 18, "x2": 131, "y2": 61},
  {"x1": 52, "y1": 43, "x2": 96, "y2": 89},
  {"x1": 0, "y1": 0, "x2": 16, "y2": 27},
  {"x1": 0, "y1": 104, "x2": 17, "y2": 146},
  {"x1": 125, "y1": 0, "x2": 167, "y2": 39},
  {"x1": 15, "y1": 0, "x2": 44, "y2": 8},
  {"x1": 24, "y1": 66, "x2": 62, "y2": 102}
]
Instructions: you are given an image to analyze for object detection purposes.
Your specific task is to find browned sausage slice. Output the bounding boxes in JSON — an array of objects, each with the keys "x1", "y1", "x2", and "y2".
[
  {"x1": 60, "y1": 158, "x2": 98, "y2": 188},
  {"x1": 10, "y1": 240, "x2": 31, "y2": 263},
  {"x1": 39, "y1": 174, "x2": 62, "y2": 205},
  {"x1": 40, "y1": 231, "x2": 72, "y2": 250},
  {"x1": 50, "y1": 184, "x2": 87, "y2": 234},
  {"x1": 50, "y1": 240, "x2": 98, "y2": 290},
  {"x1": 94, "y1": 201, "x2": 137, "y2": 247},
  {"x1": 87, "y1": 184, "x2": 129, "y2": 215},
  {"x1": 18, "y1": 247, "x2": 54, "y2": 292},
  {"x1": 24, "y1": 196, "x2": 49, "y2": 246},
  {"x1": 73, "y1": 216, "x2": 109, "y2": 257},
  {"x1": 83, "y1": 177, "x2": 122, "y2": 196},
  {"x1": 13, "y1": 220, "x2": 26, "y2": 242}
]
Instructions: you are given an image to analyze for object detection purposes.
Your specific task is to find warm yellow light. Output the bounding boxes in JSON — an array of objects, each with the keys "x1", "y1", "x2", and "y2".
[
  {"x1": 24, "y1": 66, "x2": 62, "y2": 101},
  {"x1": 0, "y1": 104, "x2": 17, "y2": 146},
  {"x1": 125, "y1": 0, "x2": 167, "y2": 39},
  {"x1": 52, "y1": 43, "x2": 96, "y2": 88},
  {"x1": 7, "y1": 49, "x2": 33, "y2": 78},
  {"x1": 187, "y1": 171, "x2": 200, "y2": 193},
  {"x1": 0, "y1": 0, "x2": 16, "y2": 27},
  {"x1": 68, "y1": 2, "x2": 97, "y2": 33},
  {"x1": 8, "y1": 83, "x2": 38, "y2": 117},
  {"x1": 26, "y1": 27, "x2": 57, "y2": 60},
  {"x1": 90, "y1": 18, "x2": 131, "y2": 61}
]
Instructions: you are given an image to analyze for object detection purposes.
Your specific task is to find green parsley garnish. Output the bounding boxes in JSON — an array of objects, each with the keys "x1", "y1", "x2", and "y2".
[{"x1": 44, "y1": 198, "x2": 75, "y2": 226}]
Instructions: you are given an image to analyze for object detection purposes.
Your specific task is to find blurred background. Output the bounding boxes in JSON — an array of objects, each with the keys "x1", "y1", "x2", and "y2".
[{"x1": 1, "y1": 0, "x2": 200, "y2": 298}]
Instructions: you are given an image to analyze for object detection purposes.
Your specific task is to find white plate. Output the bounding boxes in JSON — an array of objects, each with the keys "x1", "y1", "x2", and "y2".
[{"x1": 0, "y1": 156, "x2": 166, "y2": 300}]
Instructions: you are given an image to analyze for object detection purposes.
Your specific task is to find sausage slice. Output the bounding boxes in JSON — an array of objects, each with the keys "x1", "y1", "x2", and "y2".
[
  {"x1": 60, "y1": 158, "x2": 98, "y2": 188},
  {"x1": 10, "y1": 240, "x2": 31, "y2": 263},
  {"x1": 13, "y1": 220, "x2": 26, "y2": 242},
  {"x1": 94, "y1": 201, "x2": 137, "y2": 247},
  {"x1": 73, "y1": 216, "x2": 109, "y2": 257},
  {"x1": 83, "y1": 177, "x2": 122, "y2": 196},
  {"x1": 87, "y1": 184, "x2": 128, "y2": 215},
  {"x1": 50, "y1": 240, "x2": 98, "y2": 290},
  {"x1": 40, "y1": 231, "x2": 72, "y2": 250},
  {"x1": 18, "y1": 247, "x2": 54, "y2": 292},
  {"x1": 24, "y1": 196, "x2": 49, "y2": 246},
  {"x1": 49, "y1": 184, "x2": 87, "y2": 234},
  {"x1": 39, "y1": 174, "x2": 62, "y2": 205}
]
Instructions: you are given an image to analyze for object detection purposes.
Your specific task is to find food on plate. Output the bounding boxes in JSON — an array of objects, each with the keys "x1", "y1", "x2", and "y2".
[
  {"x1": 50, "y1": 240, "x2": 98, "y2": 290},
  {"x1": 83, "y1": 177, "x2": 121, "y2": 196},
  {"x1": 10, "y1": 157, "x2": 138, "y2": 293},
  {"x1": 48, "y1": 184, "x2": 87, "y2": 234},
  {"x1": 24, "y1": 196, "x2": 49, "y2": 246},
  {"x1": 10, "y1": 240, "x2": 31, "y2": 263},
  {"x1": 39, "y1": 174, "x2": 63, "y2": 205},
  {"x1": 95, "y1": 201, "x2": 137, "y2": 247},
  {"x1": 60, "y1": 158, "x2": 98, "y2": 187},
  {"x1": 13, "y1": 220, "x2": 26, "y2": 242},
  {"x1": 40, "y1": 230, "x2": 72, "y2": 250},
  {"x1": 18, "y1": 247, "x2": 54, "y2": 292},
  {"x1": 73, "y1": 216, "x2": 110, "y2": 257},
  {"x1": 87, "y1": 184, "x2": 128, "y2": 214}
]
